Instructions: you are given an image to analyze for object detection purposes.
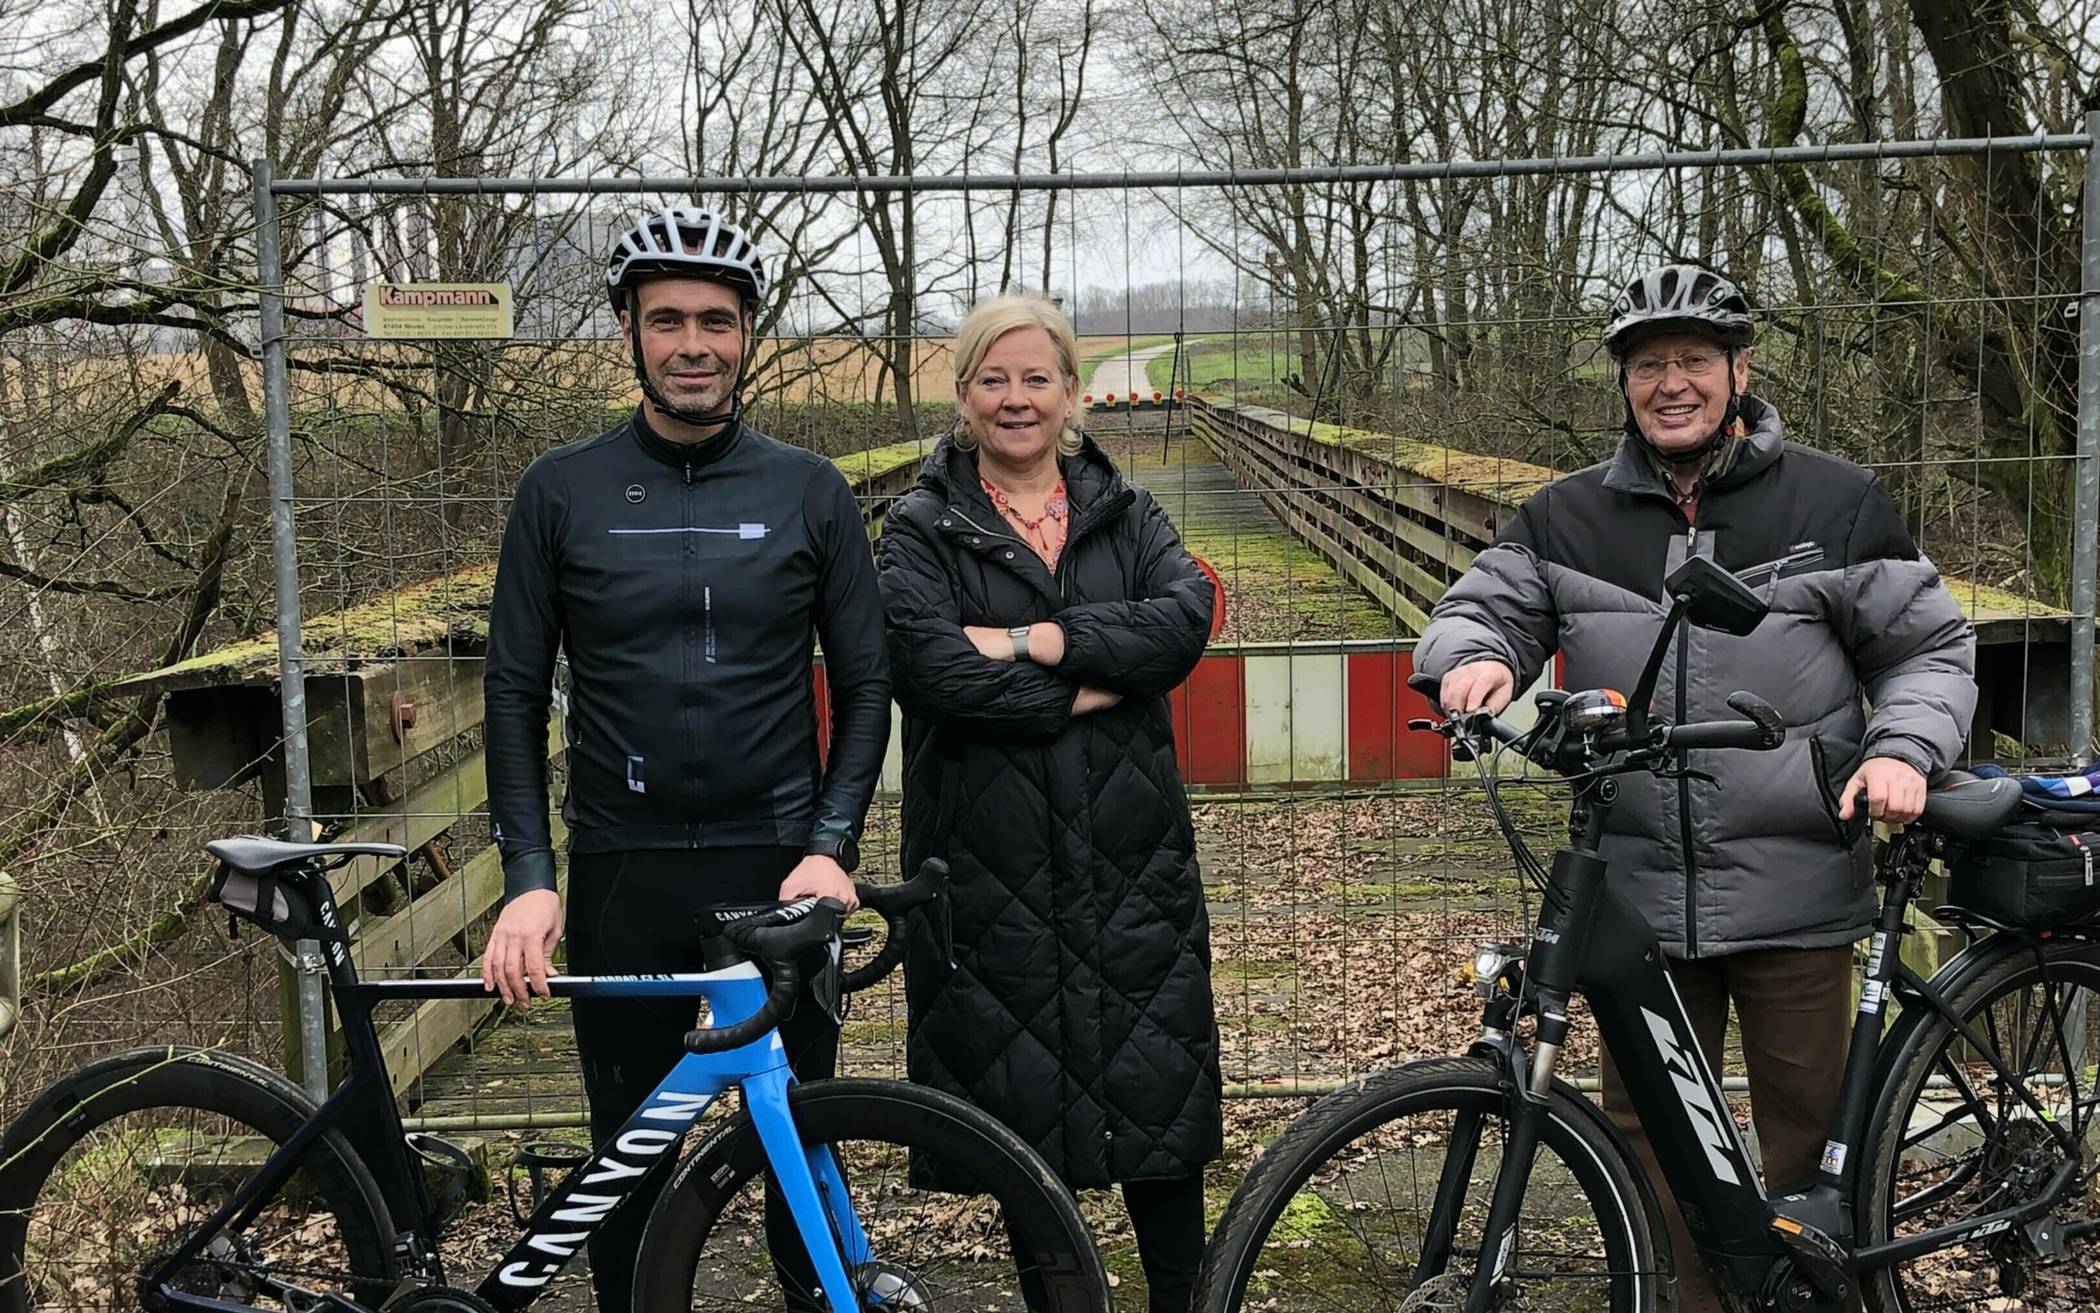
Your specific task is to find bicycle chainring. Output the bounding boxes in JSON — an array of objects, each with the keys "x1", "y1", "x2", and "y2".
[{"x1": 383, "y1": 1284, "x2": 501, "y2": 1313}]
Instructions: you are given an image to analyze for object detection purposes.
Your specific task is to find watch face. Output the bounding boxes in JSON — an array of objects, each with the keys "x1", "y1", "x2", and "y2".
[{"x1": 837, "y1": 837, "x2": 860, "y2": 872}]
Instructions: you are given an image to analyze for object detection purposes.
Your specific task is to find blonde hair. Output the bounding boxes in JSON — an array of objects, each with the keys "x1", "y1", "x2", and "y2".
[{"x1": 951, "y1": 294, "x2": 1084, "y2": 457}]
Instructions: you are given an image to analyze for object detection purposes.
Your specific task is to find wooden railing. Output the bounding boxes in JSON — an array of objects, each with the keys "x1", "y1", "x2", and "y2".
[{"x1": 1188, "y1": 396, "x2": 2086, "y2": 752}]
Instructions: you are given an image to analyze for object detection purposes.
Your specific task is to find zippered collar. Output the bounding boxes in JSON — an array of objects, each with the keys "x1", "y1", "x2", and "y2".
[
  {"x1": 629, "y1": 405, "x2": 744, "y2": 470},
  {"x1": 1602, "y1": 394, "x2": 1783, "y2": 505}
]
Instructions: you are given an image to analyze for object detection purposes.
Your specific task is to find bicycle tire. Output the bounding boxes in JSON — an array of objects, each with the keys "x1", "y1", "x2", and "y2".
[
  {"x1": 1860, "y1": 938, "x2": 2100, "y2": 1312},
  {"x1": 632, "y1": 1077, "x2": 1110, "y2": 1313},
  {"x1": 1194, "y1": 1056, "x2": 1665, "y2": 1313},
  {"x1": 0, "y1": 1045, "x2": 400, "y2": 1313}
]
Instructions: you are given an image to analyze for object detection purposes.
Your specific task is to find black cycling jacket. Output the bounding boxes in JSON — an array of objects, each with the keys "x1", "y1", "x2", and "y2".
[{"x1": 484, "y1": 410, "x2": 890, "y2": 900}]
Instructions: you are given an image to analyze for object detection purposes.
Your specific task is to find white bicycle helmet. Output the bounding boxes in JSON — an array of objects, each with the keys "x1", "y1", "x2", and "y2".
[
  {"x1": 605, "y1": 205, "x2": 768, "y2": 313},
  {"x1": 1603, "y1": 264, "x2": 1753, "y2": 359}
]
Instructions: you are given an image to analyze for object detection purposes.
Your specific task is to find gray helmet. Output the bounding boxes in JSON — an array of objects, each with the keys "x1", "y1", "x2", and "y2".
[
  {"x1": 606, "y1": 205, "x2": 767, "y2": 313},
  {"x1": 1603, "y1": 264, "x2": 1753, "y2": 358}
]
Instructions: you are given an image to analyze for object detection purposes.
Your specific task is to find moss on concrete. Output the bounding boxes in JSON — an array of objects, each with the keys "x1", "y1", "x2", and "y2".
[
  {"x1": 831, "y1": 438, "x2": 935, "y2": 482},
  {"x1": 117, "y1": 446, "x2": 922, "y2": 695}
]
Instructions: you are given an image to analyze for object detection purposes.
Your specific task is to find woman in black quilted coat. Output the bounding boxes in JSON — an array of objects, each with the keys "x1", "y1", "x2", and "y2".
[{"x1": 879, "y1": 295, "x2": 1220, "y2": 1313}]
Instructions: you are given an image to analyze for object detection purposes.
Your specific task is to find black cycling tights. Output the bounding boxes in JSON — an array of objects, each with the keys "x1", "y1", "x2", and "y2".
[{"x1": 566, "y1": 847, "x2": 838, "y2": 1313}]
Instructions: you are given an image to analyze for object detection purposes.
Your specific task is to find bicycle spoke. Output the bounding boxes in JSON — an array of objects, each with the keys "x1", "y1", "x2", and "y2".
[{"x1": 1871, "y1": 954, "x2": 2100, "y2": 1312}]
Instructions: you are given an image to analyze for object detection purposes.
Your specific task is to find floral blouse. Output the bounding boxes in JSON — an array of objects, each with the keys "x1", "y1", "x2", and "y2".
[{"x1": 981, "y1": 476, "x2": 1069, "y2": 568}]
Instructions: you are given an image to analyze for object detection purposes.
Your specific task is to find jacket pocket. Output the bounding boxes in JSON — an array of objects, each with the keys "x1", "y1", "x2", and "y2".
[{"x1": 1810, "y1": 735, "x2": 1866, "y2": 851}]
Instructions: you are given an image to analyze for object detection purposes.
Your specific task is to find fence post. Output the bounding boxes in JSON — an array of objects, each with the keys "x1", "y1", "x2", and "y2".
[
  {"x1": 253, "y1": 158, "x2": 330, "y2": 1101},
  {"x1": 2074, "y1": 112, "x2": 2100, "y2": 765}
]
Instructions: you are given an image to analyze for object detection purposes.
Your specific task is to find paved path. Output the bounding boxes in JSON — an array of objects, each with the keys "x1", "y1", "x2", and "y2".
[{"x1": 1085, "y1": 341, "x2": 1179, "y2": 397}]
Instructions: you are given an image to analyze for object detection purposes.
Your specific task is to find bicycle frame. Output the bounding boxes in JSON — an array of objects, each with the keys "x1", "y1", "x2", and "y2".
[
  {"x1": 145, "y1": 889, "x2": 869, "y2": 1313},
  {"x1": 1460, "y1": 780, "x2": 2095, "y2": 1312}
]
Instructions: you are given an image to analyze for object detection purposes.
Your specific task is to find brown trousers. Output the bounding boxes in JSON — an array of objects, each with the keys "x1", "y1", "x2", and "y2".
[{"x1": 1598, "y1": 944, "x2": 1857, "y2": 1313}]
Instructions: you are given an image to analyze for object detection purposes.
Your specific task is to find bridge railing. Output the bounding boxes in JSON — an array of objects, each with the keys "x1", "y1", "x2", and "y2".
[{"x1": 1188, "y1": 396, "x2": 2086, "y2": 757}]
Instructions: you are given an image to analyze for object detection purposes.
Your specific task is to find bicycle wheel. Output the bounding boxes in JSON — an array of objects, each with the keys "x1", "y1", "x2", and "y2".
[
  {"x1": 1861, "y1": 939, "x2": 2100, "y2": 1311},
  {"x1": 0, "y1": 1046, "x2": 399, "y2": 1313},
  {"x1": 1195, "y1": 1057, "x2": 1664, "y2": 1313},
  {"x1": 632, "y1": 1078, "x2": 1109, "y2": 1313}
]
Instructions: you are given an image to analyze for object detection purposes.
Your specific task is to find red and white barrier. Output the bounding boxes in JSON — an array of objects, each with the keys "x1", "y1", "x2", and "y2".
[{"x1": 816, "y1": 640, "x2": 1559, "y2": 790}]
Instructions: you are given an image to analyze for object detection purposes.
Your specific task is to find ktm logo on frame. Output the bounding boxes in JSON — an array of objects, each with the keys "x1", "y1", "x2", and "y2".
[{"x1": 1641, "y1": 1006, "x2": 1742, "y2": 1186}]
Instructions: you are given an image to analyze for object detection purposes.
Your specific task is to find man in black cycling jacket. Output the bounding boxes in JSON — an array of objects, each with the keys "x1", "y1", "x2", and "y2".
[{"x1": 479, "y1": 205, "x2": 889, "y2": 1312}]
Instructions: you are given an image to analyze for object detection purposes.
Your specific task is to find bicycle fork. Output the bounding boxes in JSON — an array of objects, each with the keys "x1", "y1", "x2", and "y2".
[
  {"x1": 1453, "y1": 838, "x2": 1614, "y2": 1312},
  {"x1": 744, "y1": 1065, "x2": 874, "y2": 1313}
]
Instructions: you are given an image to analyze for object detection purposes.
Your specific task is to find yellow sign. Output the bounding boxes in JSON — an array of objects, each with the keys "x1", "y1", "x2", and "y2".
[{"x1": 362, "y1": 282, "x2": 514, "y2": 339}]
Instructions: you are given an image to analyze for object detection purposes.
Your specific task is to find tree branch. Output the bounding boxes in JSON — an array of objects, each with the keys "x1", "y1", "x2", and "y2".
[
  {"x1": 0, "y1": 382, "x2": 179, "y2": 505},
  {"x1": 1761, "y1": 4, "x2": 1929, "y2": 308},
  {"x1": 0, "y1": 0, "x2": 297, "y2": 128}
]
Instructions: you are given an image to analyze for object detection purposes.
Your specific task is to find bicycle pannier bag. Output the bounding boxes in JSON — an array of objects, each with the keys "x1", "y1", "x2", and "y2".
[{"x1": 1946, "y1": 821, "x2": 2100, "y2": 928}]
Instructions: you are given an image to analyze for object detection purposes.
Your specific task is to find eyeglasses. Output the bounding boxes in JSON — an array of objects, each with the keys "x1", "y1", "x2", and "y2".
[{"x1": 1625, "y1": 349, "x2": 1725, "y2": 384}]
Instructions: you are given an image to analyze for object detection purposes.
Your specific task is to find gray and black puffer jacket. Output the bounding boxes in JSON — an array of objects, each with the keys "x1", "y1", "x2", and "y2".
[{"x1": 1416, "y1": 398, "x2": 1977, "y2": 958}]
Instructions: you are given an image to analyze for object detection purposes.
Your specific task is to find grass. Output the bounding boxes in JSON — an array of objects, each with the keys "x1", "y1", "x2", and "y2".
[
  {"x1": 1179, "y1": 520, "x2": 1401, "y2": 641},
  {"x1": 1334, "y1": 879, "x2": 1449, "y2": 901},
  {"x1": 1146, "y1": 335, "x2": 1300, "y2": 392},
  {"x1": 1213, "y1": 958, "x2": 1299, "y2": 986}
]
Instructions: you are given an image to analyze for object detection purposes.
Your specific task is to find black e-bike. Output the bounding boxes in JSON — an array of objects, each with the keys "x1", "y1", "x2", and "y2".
[{"x1": 1197, "y1": 554, "x2": 2100, "y2": 1312}]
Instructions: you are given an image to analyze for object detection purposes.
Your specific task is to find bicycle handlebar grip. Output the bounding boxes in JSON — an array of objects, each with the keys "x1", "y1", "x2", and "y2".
[
  {"x1": 1724, "y1": 691, "x2": 1787, "y2": 748},
  {"x1": 841, "y1": 859, "x2": 950, "y2": 994},
  {"x1": 1665, "y1": 691, "x2": 1789, "y2": 752},
  {"x1": 727, "y1": 896, "x2": 847, "y2": 963},
  {"x1": 1666, "y1": 718, "x2": 1769, "y2": 751},
  {"x1": 684, "y1": 958, "x2": 801, "y2": 1054}
]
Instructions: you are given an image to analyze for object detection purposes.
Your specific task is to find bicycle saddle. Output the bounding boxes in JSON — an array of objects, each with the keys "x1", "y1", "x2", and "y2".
[
  {"x1": 205, "y1": 835, "x2": 409, "y2": 876},
  {"x1": 1917, "y1": 773, "x2": 2025, "y2": 841}
]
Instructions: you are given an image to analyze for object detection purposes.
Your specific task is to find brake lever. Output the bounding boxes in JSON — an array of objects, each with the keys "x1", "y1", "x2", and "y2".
[{"x1": 1409, "y1": 714, "x2": 1486, "y2": 762}]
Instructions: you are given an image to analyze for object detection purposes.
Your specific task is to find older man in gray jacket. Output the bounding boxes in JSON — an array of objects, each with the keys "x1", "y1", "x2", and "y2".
[{"x1": 1416, "y1": 264, "x2": 1976, "y2": 1313}]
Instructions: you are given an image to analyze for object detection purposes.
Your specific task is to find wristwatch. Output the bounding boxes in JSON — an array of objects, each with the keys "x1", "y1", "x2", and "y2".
[
  {"x1": 1008, "y1": 625, "x2": 1032, "y2": 661},
  {"x1": 805, "y1": 834, "x2": 861, "y2": 873}
]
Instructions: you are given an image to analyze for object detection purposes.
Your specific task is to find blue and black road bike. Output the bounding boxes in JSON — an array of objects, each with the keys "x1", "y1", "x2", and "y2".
[{"x1": 0, "y1": 839, "x2": 1108, "y2": 1313}]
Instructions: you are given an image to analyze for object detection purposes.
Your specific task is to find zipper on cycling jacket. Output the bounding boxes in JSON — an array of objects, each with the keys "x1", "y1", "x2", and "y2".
[
  {"x1": 685, "y1": 458, "x2": 697, "y2": 840},
  {"x1": 1679, "y1": 519, "x2": 1699, "y2": 956}
]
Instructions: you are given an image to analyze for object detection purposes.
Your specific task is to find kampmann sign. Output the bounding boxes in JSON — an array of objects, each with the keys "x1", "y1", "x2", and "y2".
[{"x1": 362, "y1": 282, "x2": 514, "y2": 339}]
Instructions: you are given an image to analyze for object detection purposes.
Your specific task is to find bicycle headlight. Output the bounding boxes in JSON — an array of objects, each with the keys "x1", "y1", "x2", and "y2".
[{"x1": 1564, "y1": 689, "x2": 1628, "y2": 733}]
